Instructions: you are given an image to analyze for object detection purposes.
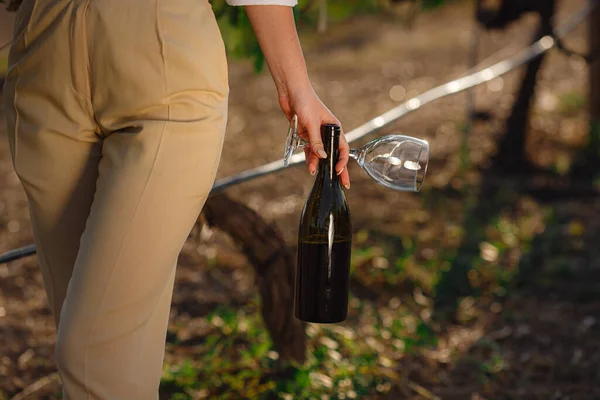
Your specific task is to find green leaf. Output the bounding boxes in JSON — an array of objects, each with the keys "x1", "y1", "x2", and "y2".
[
  {"x1": 421, "y1": 0, "x2": 448, "y2": 10},
  {"x1": 252, "y1": 49, "x2": 265, "y2": 74},
  {"x1": 250, "y1": 340, "x2": 271, "y2": 358}
]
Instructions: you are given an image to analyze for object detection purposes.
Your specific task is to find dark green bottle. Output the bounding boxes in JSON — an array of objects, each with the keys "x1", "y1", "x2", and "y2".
[{"x1": 295, "y1": 124, "x2": 352, "y2": 323}]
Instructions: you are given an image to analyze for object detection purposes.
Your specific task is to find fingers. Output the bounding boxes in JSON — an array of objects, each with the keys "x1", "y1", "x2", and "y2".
[
  {"x1": 300, "y1": 128, "x2": 318, "y2": 175},
  {"x1": 292, "y1": 98, "x2": 350, "y2": 183},
  {"x1": 335, "y1": 138, "x2": 349, "y2": 174},
  {"x1": 336, "y1": 152, "x2": 350, "y2": 190},
  {"x1": 339, "y1": 166, "x2": 350, "y2": 189},
  {"x1": 304, "y1": 118, "x2": 328, "y2": 160},
  {"x1": 303, "y1": 145, "x2": 318, "y2": 175},
  {"x1": 335, "y1": 128, "x2": 350, "y2": 189},
  {"x1": 304, "y1": 118, "x2": 352, "y2": 188},
  {"x1": 299, "y1": 116, "x2": 327, "y2": 175},
  {"x1": 308, "y1": 152, "x2": 319, "y2": 175},
  {"x1": 303, "y1": 145, "x2": 311, "y2": 164}
]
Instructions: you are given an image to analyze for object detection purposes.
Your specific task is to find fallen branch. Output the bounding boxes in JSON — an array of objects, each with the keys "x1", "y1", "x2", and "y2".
[
  {"x1": 203, "y1": 193, "x2": 306, "y2": 364},
  {"x1": 407, "y1": 380, "x2": 441, "y2": 400},
  {"x1": 10, "y1": 372, "x2": 60, "y2": 400}
]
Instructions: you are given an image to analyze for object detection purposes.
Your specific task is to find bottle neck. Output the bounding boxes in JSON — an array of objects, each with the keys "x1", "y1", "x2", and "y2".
[{"x1": 317, "y1": 132, "x2": 340, "y2": 183}]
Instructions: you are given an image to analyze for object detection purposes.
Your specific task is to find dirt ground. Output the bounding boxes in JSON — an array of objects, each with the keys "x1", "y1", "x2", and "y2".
[{"x1": 1, "y1": 0, "x2": 600, "y2": 398}]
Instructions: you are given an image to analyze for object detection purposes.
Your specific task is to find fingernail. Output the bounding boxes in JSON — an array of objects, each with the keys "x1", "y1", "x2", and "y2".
[
  {"x1": 317, "y1": 149, "x2": 327, "y2": 158},
  {"x1": 344, "y1": 183, "x2": 350, "y2": 190},
  {"x1": 336, "y1": 166, "x2": 345, "y2": 176}
]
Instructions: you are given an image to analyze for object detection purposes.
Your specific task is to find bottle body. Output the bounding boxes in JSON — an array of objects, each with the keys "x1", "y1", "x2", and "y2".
[{"x1": 295, "y1": 124, "x2": 352, "y2": 323}]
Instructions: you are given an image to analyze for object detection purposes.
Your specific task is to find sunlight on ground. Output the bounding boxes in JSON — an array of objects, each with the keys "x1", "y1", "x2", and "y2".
[{"x1": 159, "y1": 195, "x2": 560, "y2": 399}]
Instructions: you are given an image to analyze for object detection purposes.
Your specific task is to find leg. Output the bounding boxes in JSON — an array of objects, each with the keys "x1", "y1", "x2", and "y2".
[
  {"x1": 56, "y1": 114, "x2": 226, "y2": 399},
  {"x1": 55, "y1": 0, "x2": 229, "y2": 398},
  {"x1": 2, "y1": 0, "x2": 100, "y2": 327}
]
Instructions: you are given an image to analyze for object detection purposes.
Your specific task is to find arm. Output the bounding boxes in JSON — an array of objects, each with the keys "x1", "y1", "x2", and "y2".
[{"x1": 244, "y1": 6, "x2": 351, "y2": 188}]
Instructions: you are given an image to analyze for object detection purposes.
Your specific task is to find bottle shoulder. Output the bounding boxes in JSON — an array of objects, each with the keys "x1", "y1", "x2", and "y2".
[{"x1": 299, "y1": 183, "x2": 351, "y2": 240}]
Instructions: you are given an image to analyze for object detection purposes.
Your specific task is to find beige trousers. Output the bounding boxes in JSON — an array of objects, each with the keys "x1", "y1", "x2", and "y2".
[{"x1": 2, "y1": 0, "x2": 229, "y2": 398}]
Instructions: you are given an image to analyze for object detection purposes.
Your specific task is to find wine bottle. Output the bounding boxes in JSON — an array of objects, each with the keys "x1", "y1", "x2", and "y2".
[{"x1": 295, "y1": 123, "x2": 352, "y2": 323}]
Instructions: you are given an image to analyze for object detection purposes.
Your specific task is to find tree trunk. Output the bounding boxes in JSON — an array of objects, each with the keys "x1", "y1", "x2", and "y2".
[
  {"x1": 203, "y1": 193, "x2": 307, "y2": 364},
  {"x1": 572, "y1": 1, "x2": 600, "y2": 174},
  {"x1": 6, "y1": 0, "x2": 22, "y2": 11},
  {"x1": 590, "y1": 2, "x2": 600, "y2": 126},
  {"x1": 492, "y1": 1, "x2": 555, "y2": 172}
]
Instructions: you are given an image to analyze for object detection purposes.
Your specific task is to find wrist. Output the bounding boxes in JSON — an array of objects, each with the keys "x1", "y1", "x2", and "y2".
[
  {"x1": 275, "y1": 75, "x2": 313, "y2": 101},
  {"x1": 271, "y1": 65, "x2": 311, "y2": 96}
]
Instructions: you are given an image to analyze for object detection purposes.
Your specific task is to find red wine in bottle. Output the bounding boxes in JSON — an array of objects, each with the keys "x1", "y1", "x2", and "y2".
[{"x1": 295, "y1": 123, "x2": 352, "y2": 323}]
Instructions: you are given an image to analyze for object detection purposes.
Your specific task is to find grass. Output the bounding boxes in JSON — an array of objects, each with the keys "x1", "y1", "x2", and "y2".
[
  {"x1": 159, "y1": 265, "x2": 442, "y2": 399},
  {"x1": 158, "y1": 187, "x2": 559, "y2": 399},
  {"x1": 160, "y1": 297, "x2": 411, "y2": 399}
]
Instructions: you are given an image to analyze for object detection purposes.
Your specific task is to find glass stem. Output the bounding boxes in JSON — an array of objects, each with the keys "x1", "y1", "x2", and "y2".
[{"x1": 349, "y1": 148, "x2": 361, "y2": 161}]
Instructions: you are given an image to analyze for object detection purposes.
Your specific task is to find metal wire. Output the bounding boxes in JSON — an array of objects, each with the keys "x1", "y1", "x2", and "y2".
[
  {"x1": 211, "y1": 1, "x2": 597, "y2": 194},
  {"x1": 0, "y1": 1, "x2": 597, "y2": 264},
  {"x1": 0, "y1": 244, "x2": 36, "y2": 262}
]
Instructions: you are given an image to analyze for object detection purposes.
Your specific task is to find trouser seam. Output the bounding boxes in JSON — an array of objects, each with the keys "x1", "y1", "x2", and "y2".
[
  {"x1": 81, "y1": 0, "x2": 102, "y2": 136},
  {"x1": 81, "y1": 120, "x2": 168, "y2": 398}
]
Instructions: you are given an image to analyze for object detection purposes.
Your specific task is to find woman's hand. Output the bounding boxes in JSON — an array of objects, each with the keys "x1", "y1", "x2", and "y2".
[
  {"x1": 278, "y1": 85, "x2": 350, "y2": 188},
  {"x1": 244, "y1": 5, "x2": 350, "y2": 189}
]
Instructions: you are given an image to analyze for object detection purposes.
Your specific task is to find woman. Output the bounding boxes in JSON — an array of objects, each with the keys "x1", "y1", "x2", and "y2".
[{"x1": 2, "y1": 0, "x2": 351, "y2": 398}]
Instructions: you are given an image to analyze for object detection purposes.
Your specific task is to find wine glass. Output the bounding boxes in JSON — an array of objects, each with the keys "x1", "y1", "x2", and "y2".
[{"x1": 284, "y1": 115, "x2": 430, "y2": 192}]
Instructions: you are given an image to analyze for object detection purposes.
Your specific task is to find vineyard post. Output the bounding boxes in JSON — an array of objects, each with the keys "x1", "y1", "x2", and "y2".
[{"x1": 590, "y1": 1, "x2": 600, "y2": 132}]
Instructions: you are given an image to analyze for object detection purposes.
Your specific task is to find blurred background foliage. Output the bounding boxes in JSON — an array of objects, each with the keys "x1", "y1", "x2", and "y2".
[
  {"x1": 0, "y1": 0, "x2": 451, "y2": 74},
  {"x1": 1, "y1": 0, "x2": 599, "y2": 399},
  {"x1": 210, "y1": 0, "x2": 453, "y2": 72}
]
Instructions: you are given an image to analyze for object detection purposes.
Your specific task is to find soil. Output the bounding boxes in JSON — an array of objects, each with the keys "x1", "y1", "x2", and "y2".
[{"x1": 1, "y1": 0, "x2": 599, "y2": 399}]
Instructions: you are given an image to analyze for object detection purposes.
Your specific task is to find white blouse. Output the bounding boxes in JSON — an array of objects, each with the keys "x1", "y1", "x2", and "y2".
[{"x1": 226, "y1": 0, "x2": 297, "y2": 6}]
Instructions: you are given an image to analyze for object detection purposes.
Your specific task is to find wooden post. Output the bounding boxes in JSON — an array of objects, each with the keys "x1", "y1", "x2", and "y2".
[
  {"x1": 586, "y1": 0, "x2": 600, "y2": 163},
  {"x1": 318, "y1": 0, "x2": 327, "y2": 33},
  {"x1": 590, "y1": 2, "x2": 600, "y2": 127}
]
